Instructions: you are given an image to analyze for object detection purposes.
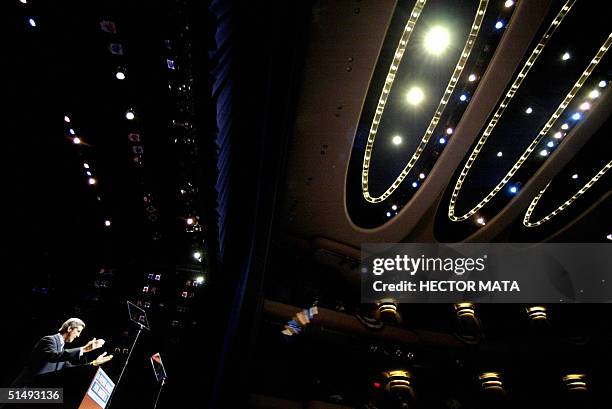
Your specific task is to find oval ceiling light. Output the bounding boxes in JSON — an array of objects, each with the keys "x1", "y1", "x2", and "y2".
[
  {"x1": 424, "y1": 26, "x2": 450, "y2": 55},
  {"x1": 392, "y1": 135, "x2": 403, "y2": 145},
  {"x1": 406, "y1": 86, "x2": 425, "y2": 105}
]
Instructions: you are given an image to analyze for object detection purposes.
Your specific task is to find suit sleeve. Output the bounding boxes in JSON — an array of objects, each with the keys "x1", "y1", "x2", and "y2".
[{"x1": 33, "y1": 336, "x2": 82, "y2": 363}]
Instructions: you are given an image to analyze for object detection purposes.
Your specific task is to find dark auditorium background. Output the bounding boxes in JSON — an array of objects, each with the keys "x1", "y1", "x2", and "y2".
[{"x1": 1, "y1": 0, "x2": 611, "y2": 408}]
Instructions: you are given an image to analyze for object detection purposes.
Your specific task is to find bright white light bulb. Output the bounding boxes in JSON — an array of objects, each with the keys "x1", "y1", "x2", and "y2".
[
  {"x1": 509, "y1": 186, "x2": 518, "y2": 194},
  {"x1": 196, "y1": 276, "x2": 204, "y2": 284},
  {"x1": 391, "y1": 205, "x2": 398, "y2": 211},
  {"x1": 69, "y1": 128, "x2": 75, "y2": 135},
  {"x1": 193, "y1": 251, "x2": 201, "y2": 260},
  {"x1": 86, "y1": 171, "x2": 92, "y2": 176},
  {"x1": 28, "y1": 18, "x2": 36, "y2": 27},
  {"x1": 88, "y1": 178, "x2": 96, "y2": 185},
  {"x1": 504, "y1": 0, "x2": 514, "y2": 7},
  {"x1": 598, "y1": 80, "x2": 607, "y2": 88},
  {"x1": 547, "y1": 141, "x2": 554, "y2": 148},
  {"x1": 525, "y1": 107, "x2": 533, "y2": 114},
  {"x1": 553, "y1": 132, "x2": 563, "y2": 139},
  {"x1": 539, "y1": 149, "x2": 549, "y2": 157},
  {"x1": 104, "y1": 220, "x2": 111, "y2": 227},
  {"x1": 497, "y1": 151, "x2": 503, "y2": 157},
  {"x1": 589, "y1": 90, "x2": 600, "y2": 99},
  {"x1": 562, "y1": 52, "x2": 570, "y2": 61},
  {"x1": 571, "y1": 174, "x2": 578, "y2": 180},
  {"x1": 73, "y1": 137, "x2": 81, "y2": 144},
  {"x1": 468, "y1": 74, "x2": 477, "y2": 82},
  {"x1": 125, "y1": 111, "x2": 135, "y2": 120},
  {"x1": 20, "y1": 0, "x2": 28, "y2": 4},
  {"x1": 495, "y1": 21, "x2": 504, "y2": 30},
  {"x1": 419, "y1": 173, "x2": 426, "y2": 179},
  {"x1": 446, "y1": 127, "x2": 453, "y2": 135},
  {"x1": 412, "y1": 182, "x2": 418, "y2": 188},
  {"x1": 476, "y1": 217, "x2": 486, "y2": 225},
  {"x1": 579, "y1": 102, "x2": 591, "y2": 110},
  {"x1": 64, "y1": 115, "x2": 71, "y2": 123},
  {"x1": 424, "y1": 26, "x2": 450, "y2": 55},
  {"x1": 406, "y1": 87, "x2": 425, "y2": 105},
  {"x1": 606, "y1": 233, "x2": 612, "y2": 241},
  {"x1": 561, "y1": 123, "x2": 569, "y2": 130},
  {"x1": 386, "y1": 212, "x2": 391, "y2": 217},
  {"x1": 115, "y1": 71, "x2": 126, "y2": 80},
  {"x1": 572, "y1": 113, "x2": 581, "y2": 120},
  {"x1": 186, "y1": 218, "x2": 194, "y2": 225},
  {"x1": 460, "y1": 94, "x2": 468, "y2": 102},
  {"x1": 392, "y1": 135, "x2": 403, "y2": 145},
  {"x1": 439, "y1": 137, "x2": 446, "y2": 144},
  {"x1": 83, "y1": 163, "x2": 90, "y2": 169}
]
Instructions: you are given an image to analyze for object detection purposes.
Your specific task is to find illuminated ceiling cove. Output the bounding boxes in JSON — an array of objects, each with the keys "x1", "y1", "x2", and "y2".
[
  {"x1": 347, "y1": 0, "x2": 515, "y2": 228},
  {"x1": 434, "y1": 0, "x2": 611, "y2": 242}
]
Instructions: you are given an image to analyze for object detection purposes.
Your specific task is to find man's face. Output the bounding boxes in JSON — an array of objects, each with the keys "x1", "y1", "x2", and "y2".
[{"x1": 65, "y1": 326, "x2": 83, "y2": 343}]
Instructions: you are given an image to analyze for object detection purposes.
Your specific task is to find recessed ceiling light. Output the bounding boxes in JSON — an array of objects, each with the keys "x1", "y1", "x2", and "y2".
[
  {"x1": 186, "y1": 218, "x2": 194, "y2": 225},
  {"x1": 495, "y1": 20, "x2": 504, "y2": 30},
  {"x1": 20, "y1": 0, "x2": 28, "y2": 4},
  {"x1": 606, "y1": 233, "x2": 612, "y2": 241},
  {"x1": 115, "y1": 71, "x2": 126, "y2": 80},
  {"x1": 412, "y1": 181, "x2": 418, "y2": 188},
  {"x1": 571, "y1": 113, "x2": 581, "y2": 120},
  {"x1": 504, "y1": 0, "x2": 514, "y2": 7},
  {"x1": 579, "y1": 102, "x2": 591, "y2": 110},
  {"x1": 589, "y1": 89, "x2": 600, "y2": 99},
  {"x1": 104, "y1": 220, "x2": 111, "y2": 227},
  {"x1": 561, "y1": 123, "x2": 569, "y2": 130},
  {"x1": 419, "y1": 173, "x2": 426, "y2": 179},
  {"x1": 598, "y1": 80, "x2": 607, "y2": 88},
  {"x1": 72, "y1": 137, "x2": 81, "y2": 144},
  {"x1": 547, "y1": 141, "x2": 554, "y2": 148},
  {"x1": 525, "y1": 107, "x2": 533, "y2": 114},
  {"x1": 28, "y1": 18, "x2": 36, "y2": 27},
  {"x1": 83, "y1": 163, "x2": 90, "y2": 169},
  {"x1": 571, "y1": 174, "x2": 578, "y2": 179},
  {"x1": 424, "y1": 26, "x2": 450, "y2": 55},
  {"x1": 497, "y1": 151, "x2": 503, "y2": 157},
  {"x1": 459, "y1": 94, "x2": 468, "y2": 102},
  {"x1": 126, "y1": 111, "x2": 135, "y2": 120},
  {"x1": 553, "y1": 132, "x2": 563, "y2": 139},
  {"x1": 439, "y1": 137, "x2": 447, "y2": 144},
  {"x1": 468, "y1": 74, "x2": 477, "y2": 82},
  {"x1": 539, "y1": 149, "x2": 549, "y2": 157},
  {"x1": 476, "y1": 217, "x2": 486, "y2": 225},
  {"x1": 446, "y1": 127, "x2": 453, "y2": 135},
  {"x1": 88, "y1": 178, "x2": 97, "y2": 185},
  {"x1": 392, "y1": 135, "x2": 403, "y2": 145},
  {"x1": 509, "y1": 186, "x2": 518, "y2": 194},
  {"x1": 562, "y1": 52, "x2": 571, "y2": 61},
  {"x1": 69, "y1": 128, "x2": 75, "y2": 135},
  {"x1": 386, "y1": 212, "x2": 391, "y2": 217},
  {"x1": 406, "y1": 87, "x2": 425, "y2": 105},
  {"x1": 86, "y1": 171, "x2": 92, "y2": 176},
  {"x1": 196, "y1": 276, "x2": 204, "y2": 284},
  {"x1": 193, "y1": 251, "x2": 201, "y2": 260},
  {"x1": 391, "y1": 205, "x2": 398, "y2": 211},
  {"x1": 64, "y1": 115, "x2": 71, "y2": 123}
]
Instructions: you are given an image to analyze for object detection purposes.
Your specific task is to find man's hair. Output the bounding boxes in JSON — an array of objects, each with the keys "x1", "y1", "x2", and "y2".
[{"x1": 58, "y1": 318, "x2": 86, "y2": 334}]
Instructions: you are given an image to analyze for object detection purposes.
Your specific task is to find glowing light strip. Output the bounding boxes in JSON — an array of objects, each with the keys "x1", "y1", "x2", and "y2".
[
  {"x1": 523, "y1": 160, "x2": 612, "y2": 227},
  {"x1": 361, "y1": 0, "x2": 489, "y2": 203}
]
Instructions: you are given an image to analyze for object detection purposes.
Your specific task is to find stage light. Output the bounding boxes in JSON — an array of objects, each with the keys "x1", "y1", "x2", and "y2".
[
  {"x1": 539, "y1": 149, "x2": 549, "y2": 157},
  {"x1": 607, "y1": 233, "x2": 612, "y2": 241},
  {"x1": 381, "y1": 369, "x2": 415, "y2": 399},
  {"x1": 509, "y1": 186, "x2": 518, "y2": 194},
  {"x1": 497, "y1": 151, "x2": 503, "y2": 157},
  {"x1": 572, "y1": 174, "x2": 578, "y2": 179},
  {"x1": 561, "y1": 52, "x2": 571, "y2": 61},
  {"x1": 460, "y1": 94, "x2": 468, "y2": 102},
  {"x1": 439, "y1": 137, "x2": 446, "y2": 144},
  {"x1": 391, "y1": 205, "x2": 398, "y2": 211},
  {"x1": 375, "y1": 301, "x2": 401, "y2": 324},
  {"x1": 69, "y1": 128, "x2": 75, "y2": 135},
  {"x1": 424, "y1": 26, "x2": 450, "y2": 55},
  {"x1": 561, "y1": 123, "x2": 569, "y2": 130},
  {"x1": 547, "y1": 141, "x2": 555, "y2": 148},
  {"x1": 598, "y1": 80, "x2": 607, "y2": 87},
  {"x1": 83, "y1": 163, "x2": 90, "y2": 169},
  {"x1": 526, "y1": 305, "x2": 548, "y2": 321},
  {"x1": 446, "y1": 127, "x2": 453, "y2": 135},
  {"x1": 186, "y1": 217, "x2": 194, "y2": 225},
  {"x1": 589, "y1": 89, "x2": 600, "y2": 99},
  {"x1": 468, "y1": 73, "x2": 477, "y2": 82},
  {"x1": 86, "y1": 171, "x2": 92, "y2": 176},
  {"x1": 525, "y1": 107, "x2": 533, "y2": 114},
  {"x1": 479, "y1": 372, "x2": 504, "y2": 393},
  {"x1": 504, "y1": 0, "x2": 514, "y2": 7},
  {"x1": 88, "y1": 178, "x2": 96, "y2": 185},
  {"x1": 193, "y1": 251, "x2": 202, "y2": 260},
  {"x1": 579, "y1": 102, "x2": 591, "y2": 110},
  {"x1": 412, "y1": 181, "x2": 418, "y2": 188},
  {"x1": 392, "y1": 135, "x2": 403, "y2": 145},
  {"x1": 125, "y1": 110, "x2": 135, "y2": 120},
  {"x1": 28, "y1": 18, "x2": 36, "y2": 27},
  {"x1": 494, "y1": 20, "x2": 504, "y2": 30},
  {"x1": 72, "y1": 137, "x2": 81, "y2": 144},
  {"x1": 406, "y1": 86, "x2": 424, "y2": 105},
  {"x1": 64, "y1": 115, "x2": 71, "y2": 123},
  {"x1": 572, "y1": 112, "x2": 581, "y2": 120},
  {"x1": 115, "y1": 71, "x2": 126, "y2": 80},
  {"x1": 419, "y1": 173, "x2": 426, "y2": 179},
  {"x1": 104, "y1": 220, "x2": 111, "y2": 227},
  {"x1": 476, "y1": 217, "x2": 485, "y2": 225},
  {"x1": 554, "y1": 132, "x2": 563, "y2": 139},
  {"x1": 196, "y1": 276, "x2": 204, "y2": 284},
  {"x1": 562, "y1": 374, "x2": 588, "y2": 392}
]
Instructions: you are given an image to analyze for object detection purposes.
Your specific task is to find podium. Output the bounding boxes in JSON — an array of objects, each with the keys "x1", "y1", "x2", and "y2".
[{"x1": 31, "y1": 366, "x2": 115, "y2": 409}]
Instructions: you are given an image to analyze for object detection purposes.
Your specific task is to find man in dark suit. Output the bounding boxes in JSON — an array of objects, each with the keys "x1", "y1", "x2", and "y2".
[{"x1": 11, "y1": 318, "x2": 113, "y2": 387}]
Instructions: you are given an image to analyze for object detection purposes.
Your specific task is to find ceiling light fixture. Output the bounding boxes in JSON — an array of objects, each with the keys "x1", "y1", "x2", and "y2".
[
  {"x1": 72, "y1": 137, "x2": 81, "y2": 144},
  {"x1": 504, "y1": 0, "x2": 514, "y2": 7},
  {"x1": 468, "y1": 74, "x2": 477, "y2": 82},
  {"x1": 571, "y1": 112, "x2": 581, "y2": 120},
  {"x1": 126, "y1": 110, "x2": 135, "y2": 120},
  {"x1": 439, "y1": 137, "x2": 447, "y2": 144},
  {"x1": 392, "y1": 135, "x2": 403, "y2": 145},
  {"x1": 571, "y1": 174, "x2": 578, "y2": 179},
  {"x1": 561, "y1": 123, "x2": 569, "y2": 130},
  {"x1": 588, "y1": 89, "x2": 600, "y2": 98},
  {"x1": 406, "y1": 86, "x2": 425, "y2": 105},
  {"x1": 28, "y1": 18, "x2": 36, "y2": 27},
  {"x1": 539, "y1": 149, "x2": 549, "y2": 156},
  {"x1": 598, "y1": 80, "x2": 607, "y2": 87},
  {"x1": 115, "y1": 71, "x2": 126, "y2": 80},
  {"x1": 88, "y1": 178, "x2": 96, "y2": 185},
  {"x1": 525, "y1": 107, "x2": 533, "y2": 114},
  {"x1": 104, "y1": 220, "x2": 111, "y2": 227},
  {"x1": 562, "y1": 52, "x2": 571, "y2": 61},
  {"x1": 579, "y1": 102, "x2": 591, "y2": 110},
  {"x1": 64, "y1": 115, "x2": 71, "y2": 123},
  {"x1": 424, "y1": 26, "x2": 450, "y2": 55},
  {"x1": 494, "y1": 20, "x2": 504, "y2": 30},
  {"x1": 553, "y1": 132, "x2": 563, "y2": 139}
]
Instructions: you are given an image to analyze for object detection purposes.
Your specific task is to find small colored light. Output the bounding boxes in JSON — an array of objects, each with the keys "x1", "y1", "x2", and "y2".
[
  {"x1": 28, "y1": 18, "x2": 36, "y2": 27},
  {"x1": 562, "y1": 52, "x2": 571, "y2": 61},
  {"x1": 373, "y1": 382, "x2": 382, "y2": 388},
  {"x1": 495, "y1": 20, "x2": 504, "y2": 29},
  {"x1": 406, "y1": 87, "x2": 425, "y2": 105},
  {"x1": 553, "y1": 132, "x2": 563, "y2": 139},
  {"x1": 115, "y1": 71, "x2": 126, "y2": 80},
  {"x1": 589, "y1": 90, "x2": 600, "y2": 99},
  {"x1": 539, "y1": 149, "x2": 549, "y2": 157},
  {"x1": 69, "y1": 128, "x2": 75, "y2": 135},
  {"x1": 572, "y1": 174, "x2": 578, "y2": 180},
  {"x1": 439, "y1": 137, "x2": 446, "y2": 144},
  {"x1": 525, "y1": 107, "x2": 533, "y2": 114},
  {"x1": 72, "y1": 137, "x2": 81, "y2": 144},
  {"x1": 86, "y1": 171, "x2": 92, "y2": 176},
  {"x1": 598, "y1": 80, "x2": 607, "y2": 88},
  {"x1": 547, "y1": 141, "x2": 554, "y2": 148},
  {"x1": 386, "y1": 212, "x2": 391, "y2": 217},
  {"x1": 412, "y1": 181, "x2": 418, "y2": 188},
  {"x1": 561, "y1": 123, "x2": 569, "y2": 130},
  {"x1": 88, "y1": 178, "x2": 96, "y2": 185},
  {"x1": 497, "y1": 151, "x2": 503, "y2": 157},
  {"x1": 579, "y1": 102, "x2": 591, "y2": 111},
  {"x1": 572, "y1": 113, "x2": 581, "y2": 120},
  {"x1": 460, "y1": 94, "x2": 468, "y2": 102},
  {"x1": 468, "y1": 74, "x2": 477, "y2": 82},
  {"x1": 509, "y1": 186, "x2": 518, "y2": 194},
  {"x1": 446, "y1": 127, "x2": 453, "y2": 135},
  {"x1": 392, "y1": 135, "x2": 403, "y2": 145}
]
